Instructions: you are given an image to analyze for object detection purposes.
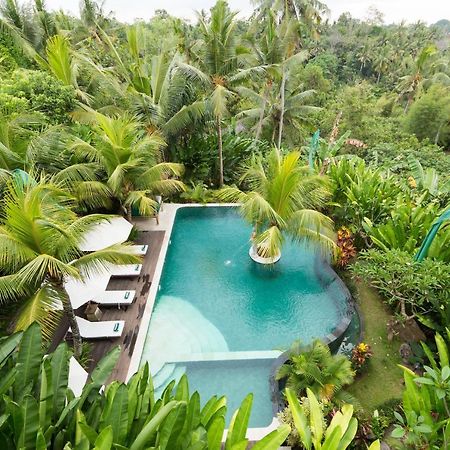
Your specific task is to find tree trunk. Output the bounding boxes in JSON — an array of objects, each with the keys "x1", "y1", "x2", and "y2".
[
  {"x1": 126, "y1": 207, "x2": 132, "y2": 222},
  {"x1": 404, "y1": 95, "x2": 413, "y2": 114},
  {"x1": 62, "y1": 290, "x2": 83, "y2": 358},
  {"x1": 377, "y1": 71, "x2": 381, "y2": 84},
  {"x1": 435, "y1": 121, "x2": 446, "y2": 145},
  {"x1": 217, "y1": 119, "x2": 224, "y2": 187},
  {"x1": 277, "y1": 70, "x2": 286, "y2": 149},
  {"x1": 255, "y1": 84, "x2": 269, "y2": 141}
]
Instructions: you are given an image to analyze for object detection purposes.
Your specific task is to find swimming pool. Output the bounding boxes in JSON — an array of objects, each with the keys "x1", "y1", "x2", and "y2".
[{"x1": 140, "y1": 206, "x2": 351, "y2": 427}]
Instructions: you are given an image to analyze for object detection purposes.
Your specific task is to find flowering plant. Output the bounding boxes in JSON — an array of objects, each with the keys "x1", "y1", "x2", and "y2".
[
  {"x1": 352, "y1": 342, "x2": 373, "y2": 372},
  {"x1": 336, "y1": 226, "x2": 357, "y2": 267}
]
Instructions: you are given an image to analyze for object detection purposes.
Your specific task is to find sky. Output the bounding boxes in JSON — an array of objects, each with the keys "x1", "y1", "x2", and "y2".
[{"x1": 42, "y1": 0, "x2": 450, "y2": 25}]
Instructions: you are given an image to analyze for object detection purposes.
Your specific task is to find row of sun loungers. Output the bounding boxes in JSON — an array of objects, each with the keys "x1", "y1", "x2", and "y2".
[{"x1": 70, "y1": 246, "x2": 146, "y2": 339}]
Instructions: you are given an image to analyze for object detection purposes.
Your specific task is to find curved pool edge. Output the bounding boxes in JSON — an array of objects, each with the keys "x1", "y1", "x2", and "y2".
[
  {"x1": 127, "y1": 203, "x2": 354, "y2": 440},
  {"x1": 269, "y1": 257, "x2": 355, "y2": 415}
]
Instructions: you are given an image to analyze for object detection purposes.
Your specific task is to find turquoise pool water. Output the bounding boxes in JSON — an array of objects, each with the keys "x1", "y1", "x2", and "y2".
[{"x1": 141, "y1": 206, "x2": 350, "y2": 427}]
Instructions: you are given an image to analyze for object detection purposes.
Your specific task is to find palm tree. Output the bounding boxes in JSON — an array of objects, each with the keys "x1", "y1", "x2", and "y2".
[
  {"x1": 373, "y1": 44, "x2": 392, "y2": 83},
  {"x1": 356, "y1": 41, "x2": 372, "y2": 73},
  {"x1": 68, "y1": 112, "x2": 185, "y2": 220},
  {"x1": 176, "y1": 0, "x2": 250, "y2": 187},
  {"x1": 252, "y1": 0, "x2": 329, "y2": 40},
  {"x1": 0, "y1": 178, "x2": 141, "y2": 356},
  {"x1": 243, "y1": 13, "x2": 318, "y2": 146},
  {"x1": 0, "y1": 0, "x2": 38, "y2": 56},
  {"x1": 219, "y1": 148, "x2": 336, "y2": 261},
  {"x1": 397, "y1": 44, "x2": 438, "y2": 112},
  {"x1": 278, "y1": 340, "x2": 355, "y2": 403},
  {"x1": 36, "y1": 34, "x2": 93, "y2": 103},
  {"x1": 238, "y1": 71, "x2": 319, "y2": 147}
]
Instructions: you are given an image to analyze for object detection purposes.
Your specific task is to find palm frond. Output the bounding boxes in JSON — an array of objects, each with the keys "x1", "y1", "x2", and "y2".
[{"x1": 14, "y1": 284, "x2": 63, "y2": 341}]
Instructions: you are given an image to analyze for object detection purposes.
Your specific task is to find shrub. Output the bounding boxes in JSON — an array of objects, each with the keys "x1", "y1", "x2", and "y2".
[
  {"x1": 352, "y1": 249, "x2": 450, "y2": 331},
  {"x1": 0, "y1": 69, "x2": 76, "y2": 123},
  {"x1": 404, "y1": 84, "x2": 450, "y2": 147}
]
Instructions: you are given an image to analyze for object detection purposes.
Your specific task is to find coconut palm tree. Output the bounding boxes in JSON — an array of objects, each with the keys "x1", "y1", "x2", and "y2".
[
  {"x1": 374, "y1": 44, "x2": 392, "y2": 83},
  {"x1": 68, "y1": 112, "x2": 185, "y2": 219},
  {"x1": 0, "y1": 0, "x2": 38, "y2": 56},
  {"x1": 240, "y1": 13, "x2": 319, "y2": 147},
  {"x1": 278, "y1": 340, "x2": 355, "y2": 403},
  {"x1": 238, "y1": 72, "x2": 319, "y2": 147},
  {"x1": 175, "y1": 0, "x2": 253, "y2": 187},
  {"x1": 252, "y1": 0, "x2": 329, "y2": 40},
  {"x1": 0, "y1": 177, "x2": 141, "y2": 356},
  {"x1": 219, "y1": 148, "x2": 336, "y2": 261},
  {"x1": 397, "y1": 45, "x2": 437, "y2": 114}
]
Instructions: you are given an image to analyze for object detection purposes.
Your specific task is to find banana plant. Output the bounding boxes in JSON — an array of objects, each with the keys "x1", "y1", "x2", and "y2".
[
  {"x1": 392, "y1": 363, "x2": 450, "y2": 448},
  {"x1": 285, "y1": 387, "x2": 380, "y2": 450},
  {"x1": 408, "y1": 155, "x2": 450, "y2": 198},
  {"x1": 0, "y1": 323, "x2": 290, "y2": 449}
]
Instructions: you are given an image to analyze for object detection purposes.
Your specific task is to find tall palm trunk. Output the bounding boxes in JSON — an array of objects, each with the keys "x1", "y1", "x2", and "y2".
[
  {"x1": 217, "y1": 118, "x2": 224, "y2": 187},
  {"x1": 277, "y1": 70, "x2": 287, "y2": 149},
  {"x1": 60, "y1": 286, "x2": 83, "y2": 358},
  {"x1": 255, "y1": 83, "x2": 269, "y2": 141},
  {"x1": 435, "y1": 120, "x2": 446, "y2": 145}
]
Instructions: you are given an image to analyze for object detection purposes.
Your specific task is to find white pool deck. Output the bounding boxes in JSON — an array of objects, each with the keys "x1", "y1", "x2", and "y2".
[{"x1": 127, "y1": 203, "x2": 282, "y2": 441}]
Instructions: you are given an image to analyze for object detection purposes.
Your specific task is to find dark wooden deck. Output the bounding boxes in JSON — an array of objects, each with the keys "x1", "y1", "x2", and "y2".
[{"x1": 51, "y1": 230, "x2": 165, "y2": 383}]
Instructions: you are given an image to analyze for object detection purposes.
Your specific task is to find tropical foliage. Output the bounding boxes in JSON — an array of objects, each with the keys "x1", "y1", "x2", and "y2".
[
  {"x1": 0, "y1": 323, "x2": 291, "y2": 449},
  {"x1": 220, "y1": 148, "x2": 337, "y2": 259},
  {"x1": 0, "y1": 0, "x2": 448, "y2": 447},
  {"x1": 276, "y1": 340, "x2": 355, "y2": 404},
  {"x1": 0, "y1": 177, "x2": 141, "y2": 356}
]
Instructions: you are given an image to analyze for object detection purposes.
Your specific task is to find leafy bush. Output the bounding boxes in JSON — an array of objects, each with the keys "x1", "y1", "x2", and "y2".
[
  {"x1": 364, "y1": 140, "x2": 450, "y2": 177},
  {"x1": 174, "y1": 133, "x2": 270, "y2": 185},
  {"x1": 362, "y1": 196, "x2": 439, "y2": 254},
  {"x1": 328, "y1": 157, "x2": 401, "y2": 237},
  {"x1": 0, "y1": 69, "x2": 76, "y2": 123},
  {"x1": 276, "y1": 340, "x2": 355, "y2": 405},
  {"x1": 352, "y1": 249, "x2": 450, "y2": 331},
  {"x1": 404, "y1": 84, "x2": 450, "y2": 147}
]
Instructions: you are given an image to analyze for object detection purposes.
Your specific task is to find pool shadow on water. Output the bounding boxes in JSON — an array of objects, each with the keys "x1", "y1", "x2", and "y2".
[{"x1": 247, "y1": 260, "x2": 284, "y2": 279}]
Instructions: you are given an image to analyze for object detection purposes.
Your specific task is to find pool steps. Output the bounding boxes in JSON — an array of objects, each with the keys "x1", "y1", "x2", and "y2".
[
  {"x1": 143, "y1": 296, "x2": 230, "y2": 393},
  {"x1": 168, "y1": 350, "x2": 282, "y2": 363}
]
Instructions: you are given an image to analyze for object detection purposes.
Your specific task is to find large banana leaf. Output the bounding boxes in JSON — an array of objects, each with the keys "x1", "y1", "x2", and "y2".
[
  {"x1": 224, "y1": 393, "x2": 253, "y2": 450},
  {"x1": 15, "y1": 322, "x2": 42, "y2": 399}
]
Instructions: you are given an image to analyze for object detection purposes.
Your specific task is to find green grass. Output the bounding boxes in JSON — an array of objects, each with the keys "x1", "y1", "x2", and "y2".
[{"x1": 347, "y1": 281, "x2": 404, "y2": 411}]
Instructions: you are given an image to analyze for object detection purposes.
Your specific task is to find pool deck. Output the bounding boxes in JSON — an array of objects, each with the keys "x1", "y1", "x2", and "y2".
[
  {"x1": 86, "y1": 228, "x2": 165, "y2": 381},
  {"x1": 49, "y1": 224, "x2": 165, "y2": 383}
]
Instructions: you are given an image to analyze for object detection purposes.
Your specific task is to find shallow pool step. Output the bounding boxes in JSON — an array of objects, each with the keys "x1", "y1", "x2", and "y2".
[
  {"x1": 154, "y1": 365, "x2": 186, "y2": 399},
  {"x1": 152, "y1": 363, "x2": 176, "y2": 390},
  {"x1": 168, "y1": 350, "x2": 282, "y2": 364},
  {"x1": 144, "y1": 296, "x2": 229, "y2": 375}
]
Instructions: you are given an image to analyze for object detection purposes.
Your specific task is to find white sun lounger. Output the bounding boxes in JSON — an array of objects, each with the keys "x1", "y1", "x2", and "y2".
[
  {"x1": 110, "y1": 264, "x2": 142, "y2": 277},
  {"x1": 71, "y1": 317, "x2": 125, "y2": 339},
  {"x1": 129, "y1": 244, "x2": 148, "y2": 255},
  {"x1": 92, "y1": 290, "x2": 136, "y2": 307}
]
